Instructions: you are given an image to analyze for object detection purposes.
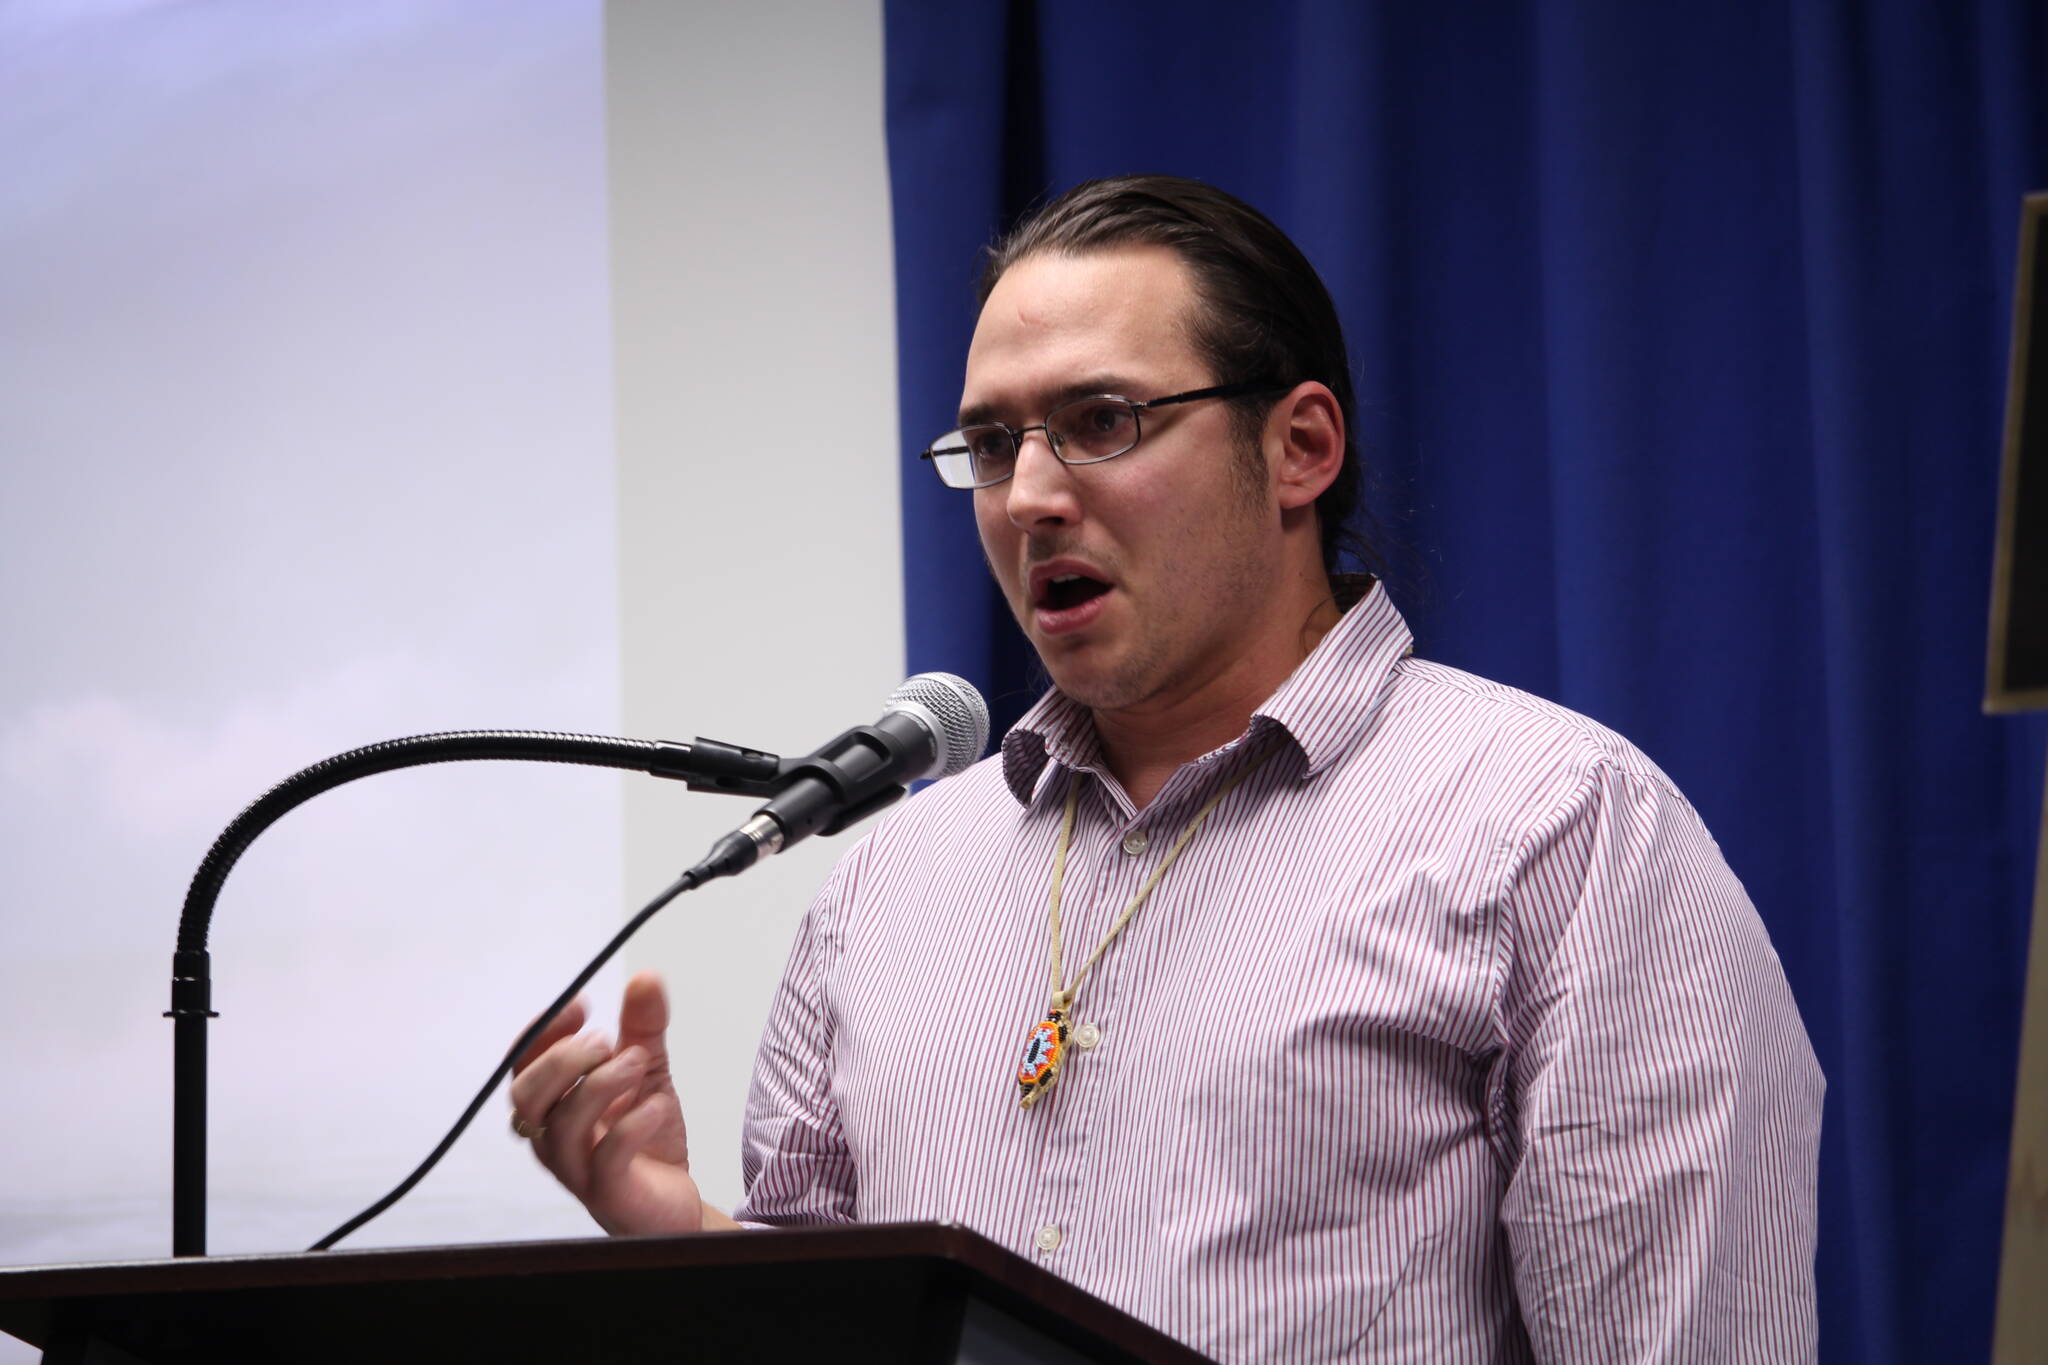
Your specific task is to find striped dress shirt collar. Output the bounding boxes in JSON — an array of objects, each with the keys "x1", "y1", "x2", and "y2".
[{"x1": 999, "y1": 580, "x2": 1416, "y2": 805}]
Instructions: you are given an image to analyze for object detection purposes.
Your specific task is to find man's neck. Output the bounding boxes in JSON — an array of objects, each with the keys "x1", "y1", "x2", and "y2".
[{"x1": 1091, "y1": 594, "x2": 1343, "y2": 810}]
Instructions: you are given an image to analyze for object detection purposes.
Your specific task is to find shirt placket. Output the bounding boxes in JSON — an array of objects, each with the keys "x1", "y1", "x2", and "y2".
[{"x1": 1027, "y1": 778, "x2": 1157, "y2": 1267}]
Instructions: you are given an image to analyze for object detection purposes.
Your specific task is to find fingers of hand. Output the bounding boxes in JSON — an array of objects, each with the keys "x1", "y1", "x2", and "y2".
[
  {"x1": 512, "y1": 997, "x2": 590, "y2": 1075},
  {"x1": 508, "y1": 1031, "x2": 611, "y2": 1145},
  {"x1": 538, "y1": 1045, "x2": 652, "y2": 1193}
]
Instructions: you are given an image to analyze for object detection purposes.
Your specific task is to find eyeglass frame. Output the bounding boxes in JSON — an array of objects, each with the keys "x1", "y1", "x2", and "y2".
[{"x1": 918, "y1": 379, "x2": 1292, "y2": 490}]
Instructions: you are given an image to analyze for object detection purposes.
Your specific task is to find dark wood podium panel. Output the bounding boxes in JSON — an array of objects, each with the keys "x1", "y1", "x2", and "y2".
[
  {"x1": 0, "y1": 1222, "x2": 1215, "y2": 1364},
  {"x1": 1988, "y1": 192, "x2": 2048, "y2": 710}
]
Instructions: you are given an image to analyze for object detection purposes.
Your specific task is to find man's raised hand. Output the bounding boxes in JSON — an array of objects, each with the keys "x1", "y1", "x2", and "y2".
[{"x1": 508, "y1": 971, "x2": 736, "y2": 1235}]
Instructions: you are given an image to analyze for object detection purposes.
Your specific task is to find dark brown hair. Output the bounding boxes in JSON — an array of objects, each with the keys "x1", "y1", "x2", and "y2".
[{"x1": 979, "y1": 175, "x2": 1375, "y2": 594}]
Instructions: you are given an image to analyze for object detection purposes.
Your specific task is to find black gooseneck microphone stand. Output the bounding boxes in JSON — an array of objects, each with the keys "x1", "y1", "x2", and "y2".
[{"x1": 167, "y1": 727, "x2": 829, "y2": 1258}]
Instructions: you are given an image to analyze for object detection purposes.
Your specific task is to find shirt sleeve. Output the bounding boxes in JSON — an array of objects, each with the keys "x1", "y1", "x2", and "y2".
[
  {"x1": 731, "y1": 857, "x2": 859, "y2": 1226},
  {"x1": 1492, "y1": 757, "x2": 1824, "y2": 1364}
]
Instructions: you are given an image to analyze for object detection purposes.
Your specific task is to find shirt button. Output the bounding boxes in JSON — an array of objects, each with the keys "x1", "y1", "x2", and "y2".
[
  {"x1": 1074, "y1": 1022, "x2": 1102, "y2": 1050},
  {"x1": 1120, "y1": 830, "x2": 1148, "y2": 855},
  {"x1": 1034, "y1": 1224, "x2": 1063, "y2": 1253}
]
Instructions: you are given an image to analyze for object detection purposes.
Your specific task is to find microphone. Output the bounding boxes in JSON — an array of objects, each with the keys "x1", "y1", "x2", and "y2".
[{"x1": 695, "y1": 672, "x2": 988, "y2": 880}]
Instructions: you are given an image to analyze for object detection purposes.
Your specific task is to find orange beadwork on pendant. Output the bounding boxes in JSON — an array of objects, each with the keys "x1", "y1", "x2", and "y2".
[{"x1": 1016, "y1": 1009, "x2": 1070, "y2": 1108}]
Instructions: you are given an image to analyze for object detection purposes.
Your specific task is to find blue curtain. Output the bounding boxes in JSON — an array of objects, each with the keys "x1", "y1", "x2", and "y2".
[{"x1": 884, "y1": 3, "x2": 2048, "y2": 1360}]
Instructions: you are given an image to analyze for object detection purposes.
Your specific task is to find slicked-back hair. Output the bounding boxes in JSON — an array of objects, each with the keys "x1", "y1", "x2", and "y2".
[{"x1": 978, "y1": 175, "x2": 1374, "y2": 595}]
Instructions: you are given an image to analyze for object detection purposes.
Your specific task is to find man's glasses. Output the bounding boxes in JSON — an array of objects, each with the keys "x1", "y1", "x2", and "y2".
[{"x1": 919, "y1": 380, "x2": 1287, "y2": 489}]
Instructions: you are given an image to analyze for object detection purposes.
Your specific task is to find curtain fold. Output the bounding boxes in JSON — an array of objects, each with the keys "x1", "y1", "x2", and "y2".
[{"x1": 884, "y1": 4, "x2": 2048, "y2": 1358}]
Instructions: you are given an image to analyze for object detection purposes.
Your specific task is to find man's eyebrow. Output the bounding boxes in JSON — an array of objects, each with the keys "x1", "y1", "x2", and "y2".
[{"x1": 956, "y1": 376, "x2": 1144, "y2": 428}]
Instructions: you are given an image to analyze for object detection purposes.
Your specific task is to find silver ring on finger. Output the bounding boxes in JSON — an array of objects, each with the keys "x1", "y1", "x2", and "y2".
[{"x1": 511, "y1": 1074, "x2": 582, "y2": 1142}]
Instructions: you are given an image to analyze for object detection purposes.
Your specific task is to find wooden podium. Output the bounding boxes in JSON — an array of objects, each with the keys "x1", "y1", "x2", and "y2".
[{"x1": 0, "y1": 1222, "x2": 1215, "y2": 1364}]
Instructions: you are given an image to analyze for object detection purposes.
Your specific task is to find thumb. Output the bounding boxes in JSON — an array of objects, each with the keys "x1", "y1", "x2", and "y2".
[{"x1": 617, "y1": 971, "x2": 672, "y2": 1074}]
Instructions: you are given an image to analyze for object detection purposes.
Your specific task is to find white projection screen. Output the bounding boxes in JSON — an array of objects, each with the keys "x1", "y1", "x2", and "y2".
[{"x1": 0, "y1": 0, "x2": 624, "y2": 1272}]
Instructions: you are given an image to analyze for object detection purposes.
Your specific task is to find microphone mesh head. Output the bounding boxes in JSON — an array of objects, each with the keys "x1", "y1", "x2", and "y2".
[{"x1": 887, "y1": 672, "x2": 990, "y2": 779}]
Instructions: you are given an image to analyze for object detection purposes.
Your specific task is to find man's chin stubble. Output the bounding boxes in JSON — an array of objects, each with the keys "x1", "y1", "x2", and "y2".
[{"x1": 1041, "y1": 638, "x2": 1176, "y2": 715}]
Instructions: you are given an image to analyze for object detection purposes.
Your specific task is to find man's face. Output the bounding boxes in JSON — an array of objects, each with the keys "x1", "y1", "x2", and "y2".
[{"x1": 963, "y1": 246, "x2": 1282, "y2": 715}]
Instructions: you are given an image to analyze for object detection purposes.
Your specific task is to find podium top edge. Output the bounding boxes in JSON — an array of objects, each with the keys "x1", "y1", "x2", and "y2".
[
  {"x1": 0, "y1": 1221, "x2": 1217, "y2": 1365},
  {"x1": 0, "y1": 1220, "x2": 990, "y2": 1291}
]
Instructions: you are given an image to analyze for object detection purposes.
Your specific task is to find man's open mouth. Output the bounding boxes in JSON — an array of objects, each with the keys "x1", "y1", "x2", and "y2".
[{"x1": 1038, "y1": 573, "x2": 1112, "y2": 611}]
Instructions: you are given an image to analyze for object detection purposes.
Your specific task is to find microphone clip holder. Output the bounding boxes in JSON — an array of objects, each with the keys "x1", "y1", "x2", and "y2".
[
  {"x1": 669, "y1": 732, "x2": 910, "y2": 834},
  {"x1": 758, "y1": 724, "x2": 917, "y2": 841}
]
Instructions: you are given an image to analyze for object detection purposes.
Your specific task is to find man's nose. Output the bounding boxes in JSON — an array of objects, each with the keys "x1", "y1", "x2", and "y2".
[{"x1": 1003, "y1": 428, "x2": 1080, "y2": 527}]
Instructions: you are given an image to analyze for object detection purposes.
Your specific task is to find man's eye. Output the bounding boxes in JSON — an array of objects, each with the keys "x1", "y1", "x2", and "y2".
[
  {"x1": 966, "y1": 429, "x2": 1013, "y2": 461},
  {"x1": 1057, "y1": 401, "x2": 1134, "y2": 453}
]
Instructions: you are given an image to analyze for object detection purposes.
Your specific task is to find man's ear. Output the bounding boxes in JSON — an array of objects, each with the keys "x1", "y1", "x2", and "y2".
[{"x1": 1267, "y1": 382, "x2": 1344, "y2": 511}]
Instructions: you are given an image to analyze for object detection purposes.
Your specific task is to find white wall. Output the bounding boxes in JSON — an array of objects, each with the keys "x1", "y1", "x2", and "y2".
[{"x1": 607, "y1": 0, "x2": 903, "y2": 1217}]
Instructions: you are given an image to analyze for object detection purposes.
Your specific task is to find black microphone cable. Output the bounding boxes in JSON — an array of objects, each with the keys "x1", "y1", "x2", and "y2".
[{"x1": 308, "y1": 856, "x2": 720, "y2": 1252}]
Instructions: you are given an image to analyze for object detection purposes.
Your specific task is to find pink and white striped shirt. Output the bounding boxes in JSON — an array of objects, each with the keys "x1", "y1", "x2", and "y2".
[{"x1": 737, "y1": 586, "x2": 1823, "y2": 1363}]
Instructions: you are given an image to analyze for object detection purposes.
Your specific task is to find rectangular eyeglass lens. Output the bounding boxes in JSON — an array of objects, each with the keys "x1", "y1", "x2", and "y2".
[{"x1": 930, "y1": 430, "x2": 977, "y2": 487}]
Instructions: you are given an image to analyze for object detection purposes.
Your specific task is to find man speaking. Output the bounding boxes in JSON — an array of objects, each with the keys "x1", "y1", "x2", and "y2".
[{"x1": 509, "y1": 175, "x2": 1823, "y2": 1362}]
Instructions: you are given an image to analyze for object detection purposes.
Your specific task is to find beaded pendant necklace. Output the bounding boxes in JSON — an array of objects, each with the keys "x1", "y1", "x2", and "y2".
[{"x1": 1015, "y1": 739, "x2": 1278, "y2": 1109}]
